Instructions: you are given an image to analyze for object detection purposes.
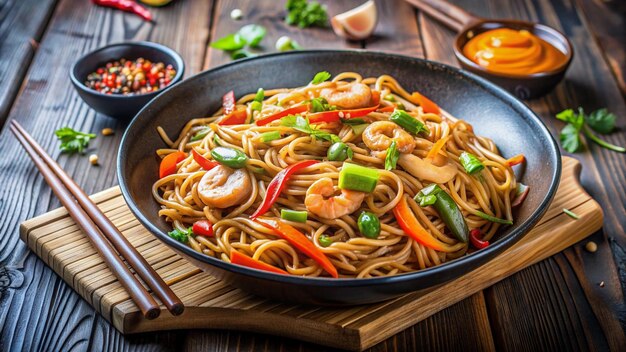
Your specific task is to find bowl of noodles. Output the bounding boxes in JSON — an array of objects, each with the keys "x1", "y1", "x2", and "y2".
[{"x1": 118, "y1": 50, "x2": 560, "y2": 305}]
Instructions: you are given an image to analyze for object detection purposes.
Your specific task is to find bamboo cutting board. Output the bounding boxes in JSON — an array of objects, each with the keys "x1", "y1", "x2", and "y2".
[{"x1": 19, "y1": 157, "x2": 602, "y2": 351}]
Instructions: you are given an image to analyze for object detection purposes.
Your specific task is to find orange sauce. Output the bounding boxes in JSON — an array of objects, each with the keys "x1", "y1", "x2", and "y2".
[{"x1": 462, "y1": 28, "x2": 567, "y2": 75}]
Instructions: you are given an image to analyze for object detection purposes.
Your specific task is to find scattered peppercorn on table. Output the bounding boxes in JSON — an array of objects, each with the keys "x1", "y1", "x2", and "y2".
[{"x1": 0, "y1": 0, "x2": 624, "y2": 351}]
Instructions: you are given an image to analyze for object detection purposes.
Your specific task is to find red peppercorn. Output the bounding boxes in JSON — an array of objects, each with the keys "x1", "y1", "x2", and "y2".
[{"x1": 85, "y1": 57, "x2": 174, "y2": 95}]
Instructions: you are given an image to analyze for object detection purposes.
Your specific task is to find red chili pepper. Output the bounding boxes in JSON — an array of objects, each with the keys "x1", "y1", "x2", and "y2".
[
  {"x1": 192, "y1": 220, "x2": 214, "y2": 237},
  {"x1": 230, "y1": 250, "x2": 288, "y2": 275},
  {"x1": 506, "y1": 154, "x2": 525, "y2": 167},
  {"x1": 308, "y1": 105, "x2": 379, "y2": 124},
  {"x1": 222, "y1": 90, "x2": 236, "y2": 115},
  {"x1": 412, "y1": 91, "x2": 440, "y2": 114},
  {"x1": 255, "y1": 218, "x2": 338, "y2": 278},
  {"x1": 250, "y1": 160, "x2": 319, "y2": 219},
  {"x1": 469, "y1": 229, "x2": 489, "y2": 249},
  {"x1": 91, "y1": 0, "x2": 152, "y2": 21},
  {"x1": 218, "y1": 108, "x2": 248, "y2": 125},
  {"x1": 191, "y1": 149, "x2": 219, "y2": 171},
  {"x1": 159, "y1": 151, "x2": 187, "y2": 178},
  {"x1": 255, "y1": 104, "x2": 309, "y2": 126}
]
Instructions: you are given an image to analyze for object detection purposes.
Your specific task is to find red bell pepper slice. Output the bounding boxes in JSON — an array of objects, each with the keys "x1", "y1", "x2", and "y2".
[
  {"x1": 469, "y1": 229, "x2": 489, "y2": 249},
  {"x1": 230, "y1": 250, "x2": 289, "y2": 275},
  {"x1": 255, "y1": 218, "x2": 338, "y2": 278},
  {"x1": 159, "y1": 151, "x2": 187, "y2": 179},
  {"x1": 370, "y1": 90, "x2": 381, "y2": 106},
  {"x1": 192, "y1": 220, "x2": 214, "y2": 237},
  {"x1": 308, "y1": 105, "x2": 379, "y2": 124},
  {"x1": 377, "y1": 105, "x2": 396, "y2": 113},
  {"x1": 392, "y1": 196, "x2": 450, "y2": 251},
  {"x1": 191, "y1": 149, "x2": 219, "y2": 171},
  {"x1": 506, "y1": 154, "x2": 525, "y2": 167},
  {"x1": 255, "y1": 104, "x2": 309, "y2": 126},
  {"x1": 250, "y1": 160, "x2": 319, "y2": 219},
  {"x1": 412, "y1": 92, "x2": 440, "y2": 115},
  {"x1": 222, "y1": 90, "x2": 236, "y2": 115},
  {"x1": 219, "y1": 108, "x2": 248, "y2": 125}
]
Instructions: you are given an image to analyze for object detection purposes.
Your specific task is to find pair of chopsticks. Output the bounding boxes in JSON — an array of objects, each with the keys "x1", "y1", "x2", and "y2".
[{"x1": 10, "y1": 120, "x2": 183, "y2": 320}]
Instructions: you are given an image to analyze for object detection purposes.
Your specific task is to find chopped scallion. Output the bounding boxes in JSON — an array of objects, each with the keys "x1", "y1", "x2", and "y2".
[
  {"x1": 250, "y1": 101, "x2": 262, "y2": 112},
  {"x1": 260, "y1": 131, "x2": 281, "y2": 142},
  {"x1": 281, "y1": 209, "x2": 308, "y2": 223},
  {"x1": 389, "y1": 109, "x2": 429, "y2": 135},
  {"x1": 475, "y1": 210, "x2": 513, "y2": 225},
  {"x1": 384, "y1": 140, "x2": 399, "y2": 170},
  {"x1": 459, "y1": 152, "x2": 485, "y2": 175},
  {"x1": 338, "y1": 162, "x2": 379, "y2": 193},
  {"x1": 563, "y1": 208, "x2": 580, "y2": 219},
  {"x1": 191, "y1": 127, "x2": 211, "y2": 141},
  {"x1": 319, "y1": 234, "x2": 333, "y2": 247}
]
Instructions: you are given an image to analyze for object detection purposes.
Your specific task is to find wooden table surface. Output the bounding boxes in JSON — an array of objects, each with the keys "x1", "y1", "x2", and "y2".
[{"x1": 0, "y1": 0, "x2": 624, "y2": 350}]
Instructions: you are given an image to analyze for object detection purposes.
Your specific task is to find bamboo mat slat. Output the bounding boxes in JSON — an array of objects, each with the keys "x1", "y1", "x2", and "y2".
[{"x1": 19, "y1": 157, "x2": 602, "y2": 351}]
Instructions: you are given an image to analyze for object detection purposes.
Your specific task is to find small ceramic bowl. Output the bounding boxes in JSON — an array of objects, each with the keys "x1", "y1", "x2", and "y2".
[{"x1": 70, "y1": 41, "x2": 184, "y2": 120}]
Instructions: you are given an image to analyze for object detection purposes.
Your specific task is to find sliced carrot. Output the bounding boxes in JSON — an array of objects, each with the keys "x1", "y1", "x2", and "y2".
[
  {"x1": 255, "y1": 218, "x2": 338, "y2": 278},
  {"x1": 230, "y1": 250, "x2": 288, "y2": 275},
  {"x1": 426, "y1": 136, "x2": 450, "y2": 160},
  {"x1": 412, "y1": 91, "x2": 441, "y2": 115},
  {"x1": 506, "y1": 154, "x2": 525, "y2": 167},
  {"x1": 393, "y1": 196, "x2": 449, "y2": 251},
  {"x1": 370, "y1": 90, "x2": 381, "y2": 106},
  {"x1": 377, "y1": 105, "x2": 396, "y2": 113},
  {"x1": 159, "y1": 151, "x2": 187, "y2": 179}
]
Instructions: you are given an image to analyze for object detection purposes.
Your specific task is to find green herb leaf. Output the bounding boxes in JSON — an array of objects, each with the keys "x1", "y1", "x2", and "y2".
[
  {"x1": 311, "y1": 71, "x2": 331, "y2": 84},
  {"x1": 54, "y1": 127, "x2": 96, "y2": 154},
  {"x1": 231, "y1": 49, "x2": 256, "y2": 60},
  {"x1": 191, "y1": 127, "x2": 211, "y2": 141},
  {"x1": 210, "y1": 33, "x2": 246, "y2": 51},
  {"x1": 168, "y1": 227, "x2": 192, "y2": 243},
  {"x1": 238, "y1": 24, "x2": 266, "y2": 47},
  {"x1": 584, "y1": 108, "x2": 616, "y2": 134},
  {"x1": 281, "y1": 114, "x2": 341, "y2": 143},
  {"x1": 341, "y1": 118, "x2": 366, "y2": 125},
  {"x1": 285, "y1": 0, "x2": 328, "y2": 28},
  {"x1": 309, "y1": 97, "x2": 335, "y2": 112},
  {"x1": 556, "y1": 108, "x2": 584, "y2": 129},
  {"x1": 560, "y1": 123, "x2": 583, "y2": 153},
  {"x1": 384, "y1": 140, "x2": 399, "y2": 170}
]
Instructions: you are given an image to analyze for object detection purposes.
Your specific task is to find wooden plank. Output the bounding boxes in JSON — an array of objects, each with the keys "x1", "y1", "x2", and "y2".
[
  {"x1": 18, "y1": 157, "x2": 603, "y2": 351},
  {"x1": 0, "y1": 0, "x2": 57, "y2": 126},
  {"x1": 0, "y1": 0, "x2": 215, "y2": 350},
  {"x1": 416, "y1": 0, "x2": 626, "y2": 349}
]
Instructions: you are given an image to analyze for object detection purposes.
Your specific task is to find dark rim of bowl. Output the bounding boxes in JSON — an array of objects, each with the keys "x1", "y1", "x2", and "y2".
[
  {"x1": 453, "y1": 21, "x2": 574, "y2": 79},
  {"x1": 69, "y1": 41, "x2": 185, "y2": 99},
  {"x1": 117, "y1": 49, "x2": 562, "y2": 288}
]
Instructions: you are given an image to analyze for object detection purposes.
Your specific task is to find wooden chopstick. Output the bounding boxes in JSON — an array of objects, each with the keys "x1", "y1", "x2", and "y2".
[
  {"x1": 404, "y1": 0, "x2": 464, "y2": 32},
  {"x1": 10, "y1": 121, "x2": 184, "y2": 316},
  {"x1": 10, "y1": 121, "x2": 182, "y2": 318}
]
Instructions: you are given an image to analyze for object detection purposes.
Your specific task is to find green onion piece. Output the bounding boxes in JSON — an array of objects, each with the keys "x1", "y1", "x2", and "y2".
[
  {"x1": 475, "y1": 210, "x2": 513, "y2": 225},
  {"x1": 350, "y1": 124, "x2": 368, "y2": 136},
  {"x1": 338, "y1": 162, "x2": 379, "y2": 192},
  {"x1": 213, "y1": 134, "x2": 222, "y2": 146},
  {"x1": 459, "y1": 152, "x2": 485, "y2": 175},
  {"x1": 418, "y1": 194, "x2": 437, "y2": 207},
  {"x1": 383, "y1": 94, "x2": 396, "y2": 102},
  {"x1": 168, "y1": 227, "x2": 191, "y2": 243},
  {"x1": 389, "y1": 109, "x2": 429, "y2": 135},
  {"x1": 191, "y1": 127, "x2": 211, "y2": 141},
  {"x1": 415, "y1": 184, "x2": 469, "y2": 242},
  {"x1": 319, "y1": 234, "x2": 333, "y2": 247},
  {"x1": 254, "y1": 88, "x2": 265, "y2": 102},
  {"x1": 250, "y1": 101, "x2": 262, "y2": 112},
  {"x1": 260, "y1": 131, "x2": 281, "y2": 142},
  {"x1": 563, "y1": 208, "x2": 580, "y2": 219},
  {"x1": 396, "y1": 103, "x2": 406, "y2": 111},
  {"x1": 281, "y1": 209, "x2": 308, "y2": 223},
  {"x1": 384, "y1": 141, "x2": 399, "y2": 170},
  {"x1": 211, "y1": 146, "x2": 248, "y2": 168}
]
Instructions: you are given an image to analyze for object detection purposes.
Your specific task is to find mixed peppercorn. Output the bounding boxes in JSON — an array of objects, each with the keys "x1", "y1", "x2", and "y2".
[{"x1": 84, "y1": 58, "x2": 176, "y2": 95}]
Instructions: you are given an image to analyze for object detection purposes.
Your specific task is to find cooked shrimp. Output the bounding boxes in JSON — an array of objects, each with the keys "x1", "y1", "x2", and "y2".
[
  {"x1": 197, "y1": 165, "x2": 251, "y2": 208},
  {"x1": 362, "y1": 121, "x2": 415, "y2": 154},
  {"x1": 320, "y1": 83, "x2": 372, "y2": 109},
  {"x1": 305, "y1": 177, "x2": 365, "y2": 219}
]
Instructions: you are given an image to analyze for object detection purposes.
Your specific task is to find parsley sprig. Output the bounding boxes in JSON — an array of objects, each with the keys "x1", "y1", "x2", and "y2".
[
  {"x1": 168, "y1": 227, "x2": 192, "y2": 243},
  {"x1": 556, "y1": 108, "x2": 624, "y2": 153},
  {"x1": 210, "y1": 24, "x2": 267, "y2": 60},
  {"x1": 285, "y1": 0, "x2": 328, "y2": 28},
  {"x1": 54, "y1": 127, "x2": 96, "y2": 154}
]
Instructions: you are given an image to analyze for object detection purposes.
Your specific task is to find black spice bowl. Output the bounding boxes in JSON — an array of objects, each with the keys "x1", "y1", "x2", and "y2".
[{"x1": 70, "y1": 41, "x2": 184, "y2": 120}]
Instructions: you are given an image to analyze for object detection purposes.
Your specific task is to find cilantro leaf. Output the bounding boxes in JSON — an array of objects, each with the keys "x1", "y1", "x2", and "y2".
[
  {"x1": 54, "y1": 127, "x2": 96, "y2": 154},
  {"x1": 556, "y1": 108, "x2": 584, "y2": 129},
  {"x1": 237, "y1": 24, "x2": 266, "y2": 48},
  {"x1": 584, "y1": 108, "x2": 616, "y2": 134},
  {"x1": 311, "y1": 71, "x2": 331, "y2": 84},
  {"x1": 384, "y1": 140, "x2": 400, "y2": 170},
  {"x1": 559, "y1": 124, "x2": 582, "y2": 153},
  {"x1": 210, "y1": 33, "x2": 246, "y2": 51},
  {"x1": 285, "y1": 0, "x2": 328, "y2": 28},
  {"x1": 309, "y1": 97, "x2": 335, "y2": 112},
  {"x1": 168, "y1": 227, "x2": 192, "y2": 243},
  {"x1": 281, "y1": 114, "x2": 340, "y2": 143}
]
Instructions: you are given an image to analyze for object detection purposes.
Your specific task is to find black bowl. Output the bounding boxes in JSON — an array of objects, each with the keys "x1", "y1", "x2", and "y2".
[
  {"x1": 118, "y1": 50, "x2": 561, "y2": 306},
  {"x1": 70, "y1": 41, "x2": 184, "y2": 120}
]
